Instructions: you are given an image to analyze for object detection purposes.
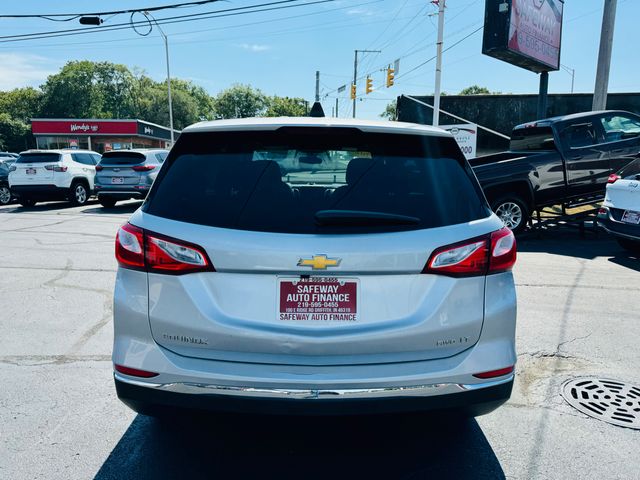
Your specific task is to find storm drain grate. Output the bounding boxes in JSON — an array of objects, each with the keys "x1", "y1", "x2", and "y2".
[{"x1": 562, "y1": 377, "x2": 640, "y2": 430}]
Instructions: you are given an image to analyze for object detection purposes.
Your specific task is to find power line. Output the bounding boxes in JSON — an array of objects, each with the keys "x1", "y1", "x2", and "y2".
[
  {"x1": 0, "y1": 0, "x2": 331, "y2": 44},
  {"x1": 0, "y1": 1, "x2": 223, "y2": 21}
]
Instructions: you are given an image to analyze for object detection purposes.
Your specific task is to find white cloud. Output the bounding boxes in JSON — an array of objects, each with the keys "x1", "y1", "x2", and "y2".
[
  {"x1": 0, "y1": 53, "x2": 59, "y2": 90},
  {"x1": 235, "y1": 43, "x2": 271, "y2": 52}
]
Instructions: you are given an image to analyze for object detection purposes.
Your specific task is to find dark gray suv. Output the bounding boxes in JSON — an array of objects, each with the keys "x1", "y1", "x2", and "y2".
[{"x1": 94, "y1": 149, "x2": 168, "y2": 208}]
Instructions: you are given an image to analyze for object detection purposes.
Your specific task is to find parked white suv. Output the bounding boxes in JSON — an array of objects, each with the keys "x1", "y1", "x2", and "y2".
[
  {"x1": 113, "y1": 117, "x2": 518, "y2": 417},
  {"x1": 9, "y1": 149, "x2": 101, "y2": 207}
]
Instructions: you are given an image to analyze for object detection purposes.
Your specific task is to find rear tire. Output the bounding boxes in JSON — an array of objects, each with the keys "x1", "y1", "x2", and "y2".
[
  {"x1": 99, "y1": 196, "x2": 117, "y2": 208},
  {"x1": 491, "y1": 195, "x2": 530, "y2": 234},
  {"x1": 617, "y1": 238, "x2": 640, "y2": 253},
  {"x1": 0, "y1": 186, "x2": 11, "y2": 205},
  {"x1": 19, "y1": 198, "x2": 36, "y2": 207},
  {"x1": 69, "y1": 181, "x2": 89, "y2": 206}
]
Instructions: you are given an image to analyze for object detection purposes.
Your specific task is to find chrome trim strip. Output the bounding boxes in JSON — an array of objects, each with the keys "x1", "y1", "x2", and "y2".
[{"x1": 114, "y1": 373, "x2": 514, "y2": 400}]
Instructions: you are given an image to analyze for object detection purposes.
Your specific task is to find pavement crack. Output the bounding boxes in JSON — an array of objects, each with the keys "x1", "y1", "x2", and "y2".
[{"x1": 0, "y1": 355, "x2": 111, "y2": 366}]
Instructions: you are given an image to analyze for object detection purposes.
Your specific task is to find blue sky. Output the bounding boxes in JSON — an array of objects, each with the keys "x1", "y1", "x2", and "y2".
[{"x1": 0, "y1": 0, "x2": 637, "y2": 121}]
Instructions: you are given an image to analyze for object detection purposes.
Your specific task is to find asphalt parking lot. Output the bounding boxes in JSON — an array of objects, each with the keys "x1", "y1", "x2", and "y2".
[{"x1": 1, "y1": 200, "x2": 639, "y2": 480}]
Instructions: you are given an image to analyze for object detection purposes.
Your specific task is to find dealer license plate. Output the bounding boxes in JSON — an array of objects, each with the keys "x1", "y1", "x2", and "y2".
[
  {"x1": 26, "y1": 168, "x2": 36, "y2": 175},
  {"x1": 622, "y1": 210, "x2": 640, "y2": 224},
  {"x1": 111, "y1": 177, "x2": 125, "y2": 184},
  {"x1": 279, "y1": 277, "x2": 358, "y2": 321}
]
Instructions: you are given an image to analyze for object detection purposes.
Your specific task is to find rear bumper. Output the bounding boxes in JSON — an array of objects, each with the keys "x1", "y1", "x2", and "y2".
[
  {"x1": 115, "y1": 374, "x2": 513, "y2": 416},
  {"x1": 10, "y1": 184, "x2": 70, "y2": 199},
  {"x1": 95, "y1": 185, "x2": 149, "y2": 200},
  {"x1": 597, "y1": 212, "x2": 640, "y2": 241}
]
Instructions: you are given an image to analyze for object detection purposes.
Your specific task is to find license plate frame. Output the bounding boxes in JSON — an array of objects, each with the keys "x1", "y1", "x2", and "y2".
[
  {"x1": 111, "y1": 177, "x2": 125, "y2": 184},
  {"x1": 278, "y1": 276, "x2": 358, "y2": 321},
  {"x1": 26, "y1": 168, "x2": 36, "y2": 175},
  {"x1": 622, "y1": 210, "x2": 640, "y2": 224}
]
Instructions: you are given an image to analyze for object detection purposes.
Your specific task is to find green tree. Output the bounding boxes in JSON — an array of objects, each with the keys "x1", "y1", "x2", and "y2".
[
  {"x1": 214, "y1": 84, "x2": 268, "y2": 119},
  {"x1": 0, "y1": 87, "x2": 43, "y2": 122},
  {"x1": 459, "y1": 85, "x2": 491, "y2": 95},
  {"x1": 39, "y1": 61, "x2": 138, "y2": 119},
  {"x1": 380, "y1": 100, "x2": 397, "y2": 120},
  {"x1": 0, "y1": 113, "x2": 30, "y2": 151},
  {"x1": 265, "y1": 96, "x2": 307, "y2": 117}
]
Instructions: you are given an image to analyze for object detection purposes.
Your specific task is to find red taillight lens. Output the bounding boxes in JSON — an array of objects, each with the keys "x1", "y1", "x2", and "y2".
[
  {"x1": 115, "y1": 223, "x2": 145, "y2": 269},
  {"x1": 115, "y1": 223, "x2": 213, "y2": 274},
  {"x1": 423, "y1": 236, "x2": 489, "y2": 276},
  {"x1": 607, "y1": 174, "x2": 620, "y2": 184},
  {"x1": 145, "y1": 233, "x2": 212, "y2": 274},
  {"x1": 44, "y1": 164, "x2": 68, "y2": 172},
  {"x1": 488, "y1": 227, "x2": 516, "y2": 273},
  {"x1": 473, "y1": 366, "x2": 514, "y2": 379},
  {"x1": 423, "y1": 227, "x2": 516, "y2": 277},
  {"x1": 132, "y1": 165, "x2": 156, "y2": 172},
  {"x1": 114, "y1": 364, "x2": 158, "y2": 378},
  {"x1": 95, "y1": 165, "x2": 103, "y2": 171}
]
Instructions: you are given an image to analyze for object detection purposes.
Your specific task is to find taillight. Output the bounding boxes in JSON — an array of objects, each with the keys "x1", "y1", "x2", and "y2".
[
  {"x1": 44, "y1": 164, "x2": 68, "y2": 172},
  {"x1": 114, "y1": 364, "x2": 158, "y2": 378},
  {"x1": 132, "y1": 165, "x2": 155, "y2": 172},
  {"x1": 607, "y1": 174, "x2": 620, "y2": 184},
  {"x1": 95, "y1": 165, "x2": 103, "y2": 171},
  {"x1": 423, "y1": 227, "x2": 516, "y2": 277},
  {"x1": 473, "y1": 366, "x2": 514, "y2": 379},
  {"x1": 145, "y1": 233, "x2": 211, "y2": 274},
  {"x1": 115, "y1": 223, "x2": 213, "y2": 274},
  {"x1": 115, "y1": 223, "x2": 145, "y2": 269}
]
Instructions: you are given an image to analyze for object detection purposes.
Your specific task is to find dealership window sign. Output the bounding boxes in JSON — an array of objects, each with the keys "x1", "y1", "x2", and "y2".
[
  {"x1": 441, "y1": 124, "x2": 477, "y2": 159},
  {"x1": 482, "y1": 0, "x2": 564, "y2": 73}
]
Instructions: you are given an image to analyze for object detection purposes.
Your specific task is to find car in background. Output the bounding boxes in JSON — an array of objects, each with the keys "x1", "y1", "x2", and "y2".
[
  {"x1": 8, "y1": 149, "x2": 101, "y2": 207},
  {"x1": 94, "y1": 149, "x2": 168, "y2": 208},
  {"x1": 0, "y1": 157, "x2": 17, "y2": 205},
  {"x1": 598, "y1": 158, "x2": 640, "y2": 252},
  {"x1": 113, "y1": 117, "x2": 517, "y2": 418}
]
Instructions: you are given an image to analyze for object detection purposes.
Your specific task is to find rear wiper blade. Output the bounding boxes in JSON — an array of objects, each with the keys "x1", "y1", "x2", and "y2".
[{"x1": 315, "y1": 210, "x2": 420, "y2": 226}]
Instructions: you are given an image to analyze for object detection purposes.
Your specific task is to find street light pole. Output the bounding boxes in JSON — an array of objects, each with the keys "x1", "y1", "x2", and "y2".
[{"x1": 145, "y1": 12, "x2": 175, "y2": 146}]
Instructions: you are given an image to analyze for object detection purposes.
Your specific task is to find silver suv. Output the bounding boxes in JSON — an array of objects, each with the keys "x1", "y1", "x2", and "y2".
[
  {"x1": 94, "y1": 149, "x2": 168, "y2": 208},
  {"x1": 112, "y1": 118, "x2": 517, "y2": 416}
]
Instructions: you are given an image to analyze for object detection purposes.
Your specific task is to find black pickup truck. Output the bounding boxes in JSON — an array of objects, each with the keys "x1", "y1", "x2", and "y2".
[{"x1": 470, "y1": 110, "x2": 640, "y2": 232}]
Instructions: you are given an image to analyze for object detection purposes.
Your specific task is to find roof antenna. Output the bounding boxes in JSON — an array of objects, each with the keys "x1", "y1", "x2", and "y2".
[{"x1": 309, "y1": 101, "x2": 325, "y2": 118}]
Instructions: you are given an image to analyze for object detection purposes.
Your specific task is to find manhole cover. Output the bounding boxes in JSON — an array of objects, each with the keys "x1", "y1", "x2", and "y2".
[{"x1": 562, "y1": 377, "x2": 640, "y2": 430}]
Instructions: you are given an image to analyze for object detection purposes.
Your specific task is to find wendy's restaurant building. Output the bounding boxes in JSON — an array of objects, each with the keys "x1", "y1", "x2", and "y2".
[{"x1": 31, "y1": 118, "x2": 179, "y2": 153}]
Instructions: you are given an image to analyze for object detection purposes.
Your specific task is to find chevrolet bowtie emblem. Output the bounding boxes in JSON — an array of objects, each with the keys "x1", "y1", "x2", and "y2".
[{"x1": 297, "y1": 255, "x2": 341, "y2": 270}]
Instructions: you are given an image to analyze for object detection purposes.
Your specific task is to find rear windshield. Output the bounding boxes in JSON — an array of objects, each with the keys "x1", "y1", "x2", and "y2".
[
  {"x1": 99, "y1": 152, "x2": 146, "y2": 165},
  {"x1": 17, "y1": 153, "x2": 61, "y2": 163},
  {"x1": 510, "y1": 126, "x2": 556, "y2": 151},
  {"x1": 619, "y1": 159, "x2": 640, "y2": 179},
  {"x1": 144, "y1": 128, "x2": 490, "y2": 234}
]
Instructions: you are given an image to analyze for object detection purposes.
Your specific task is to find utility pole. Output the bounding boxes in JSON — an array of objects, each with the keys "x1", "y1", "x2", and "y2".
[
  {"x1": 352, "y1": 49, "x2": 381, "y2": 118},
  {"x1": 315, "y1": 71, "x2": 320, "y2": 102},
  {"x1": 335, "y1": 98, "x2": 339, "y2": 117},
  {"x1": 433, "y1": 0, "x2": 446, "y2": 126},
  {"x1": 593, "y1": 0, "x2": 618, "y2": 111}
]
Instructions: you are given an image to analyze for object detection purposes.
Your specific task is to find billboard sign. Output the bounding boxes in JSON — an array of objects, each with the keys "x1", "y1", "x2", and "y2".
[
  {"x1": 482, "y1": 0, "x2": 564, "y2": 73},
  {"x1": 441, "y1": 124, "x2": 477, "y2": 159}
]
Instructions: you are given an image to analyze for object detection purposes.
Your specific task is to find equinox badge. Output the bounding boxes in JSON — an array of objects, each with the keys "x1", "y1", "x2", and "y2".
[{"x1": 297, "y1": 255, "x2": 341, "y2": 270}]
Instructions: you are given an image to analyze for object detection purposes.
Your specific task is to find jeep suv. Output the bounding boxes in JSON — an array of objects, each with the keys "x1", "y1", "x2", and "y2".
[
  {"x1": 9, "y1": 149, "x2": 101, "y2": 207},
  {"x1": 113, "y1": 117, "x2": 517, "y2": 417}
]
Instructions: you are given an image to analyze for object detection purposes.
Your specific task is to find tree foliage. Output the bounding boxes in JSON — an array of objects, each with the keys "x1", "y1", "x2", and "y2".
[
  {"x1": 0, "y1": 61, "x2": 313, "y2": 151},
  {"x1": 380, "y1": 101, "x2": 397, "y2": 120},
  {"x1": 459, "y1": 85, "x2": 492, "y2": 95}
]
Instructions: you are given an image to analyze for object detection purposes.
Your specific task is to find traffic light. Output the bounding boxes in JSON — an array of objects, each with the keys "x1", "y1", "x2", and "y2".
[
  {"x1": 365, "y1": 77, "x2": 373, "y2": 94},
  {"x1": 350, "y1": 84, "x2": 357, "y2": 100},
  {"x1": 386, "y1": 67, "x2": 395, "y2": 88}
]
